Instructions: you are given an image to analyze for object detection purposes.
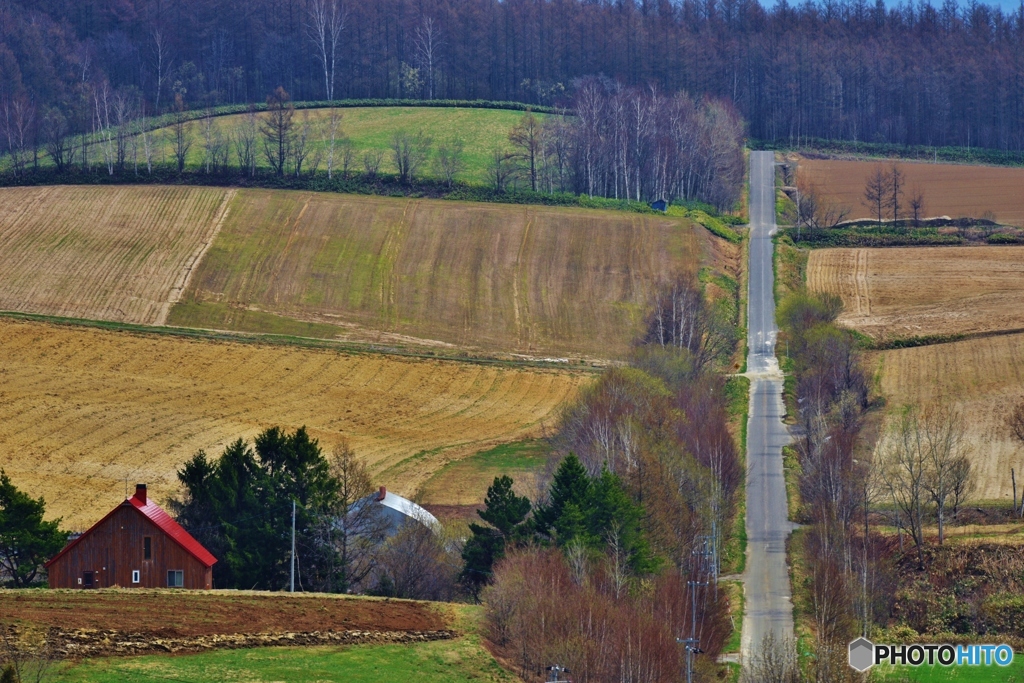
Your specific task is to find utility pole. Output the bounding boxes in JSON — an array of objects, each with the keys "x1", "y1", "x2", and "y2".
[
  {"x1": 680, "y1": 536, "x2": 712, "y2": 683},
  {"x1": 290, "y1": 499, "x2": 296, "y2": 593}
]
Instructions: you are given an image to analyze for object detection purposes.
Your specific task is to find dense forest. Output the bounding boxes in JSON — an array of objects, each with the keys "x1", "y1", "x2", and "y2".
[{"x1": 2, "y1": 0, "x2": 1022, "y2": 150}]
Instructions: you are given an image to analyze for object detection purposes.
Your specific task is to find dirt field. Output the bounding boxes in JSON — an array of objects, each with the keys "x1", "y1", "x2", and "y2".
[
  {"x1": 0, "y1": 318, "x2": 586, "y2": 528},
  {"x1": 169, "y1": 189, "x2": 701, "y2": 359},
  {"x1": 807, "y1": 246, "x2": 1024, "y2": 340},
  {"x1": 0, "y1": 589, "x2": 446, "y2": 636},
  {"x1": 0, "y1": 186, "x2": 231, "y2": 324},
  {"x1": 868, "y1": 332, "x2": 1024, "y2": 502},
  {"x1": 795, "y1": 157, "x2": 1024, "y2": 226}
]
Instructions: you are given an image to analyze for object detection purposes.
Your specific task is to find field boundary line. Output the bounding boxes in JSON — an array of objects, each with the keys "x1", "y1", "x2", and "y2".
[
  {"x1": 156, "y1": 188, "x2": 236, "y2": 326},
  {"x1": 0, "y1": 310, "x2": 602, "y2": 372},
  {"x1": 869, "y1": 326, "x2": 1024, "y2": 350}
]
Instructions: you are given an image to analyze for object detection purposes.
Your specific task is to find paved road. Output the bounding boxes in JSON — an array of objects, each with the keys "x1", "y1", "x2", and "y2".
[{"x1": 740, "y1": 151, "x2": 795, "y2": 663}]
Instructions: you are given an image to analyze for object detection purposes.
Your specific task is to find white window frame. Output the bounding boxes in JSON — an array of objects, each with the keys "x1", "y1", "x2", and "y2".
[
  {"x1": 167, "y1": 569, "x2": 184, "y2": 587},
  {"x1": 132, "y1": 570, "x2": 140, "y2": 584}
]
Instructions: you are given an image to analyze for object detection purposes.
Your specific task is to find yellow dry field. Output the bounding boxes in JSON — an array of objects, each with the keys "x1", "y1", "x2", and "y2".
[
  {"x1": 0, "y1": 185, "x2": 232, "y2": 324},
  {"x1": 169, "y1": 189, "x2": 699, "y2": 360},
  {"x1": 0, "y1": 318, "x2": 587, "y2": 529},
  {"x1": 807, "y1": 246, "x2": 1024, "y2": 340},
  {"x1": 869, "y1": 333, "x2": 1024, "y2": 502},
  {"x1": 795, "y1": 157, "x2": 1024, "y2": 226}
]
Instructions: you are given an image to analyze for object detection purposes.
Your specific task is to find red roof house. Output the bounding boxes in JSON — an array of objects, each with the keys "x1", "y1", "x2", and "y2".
[{"x1": 45, "y1": 484, "x2": 216, "y2": 589}]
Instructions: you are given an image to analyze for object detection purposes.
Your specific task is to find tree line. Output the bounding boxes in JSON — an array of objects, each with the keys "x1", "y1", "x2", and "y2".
[
  {"x1": 769, "y1": 284, "x2": 980, "y2": 680},
  {"x1": 2, "y1": 82, "x2": 745, "y2": 209},
  {"x1": 2, "y1": 0, "x2": 1023, "y2": 154},
  {"x1": 472, "y1": 273, "x2": 742, "y2": 681}
]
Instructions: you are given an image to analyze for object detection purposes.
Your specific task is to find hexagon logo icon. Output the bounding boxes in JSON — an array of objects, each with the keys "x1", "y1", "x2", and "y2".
[{"x1": 849, "y1": 637, "x2": 875, "y2": 672}]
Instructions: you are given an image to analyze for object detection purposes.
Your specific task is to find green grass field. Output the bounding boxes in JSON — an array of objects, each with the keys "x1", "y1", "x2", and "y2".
[
  {"x1": 419, "y1": 439, "x2": 551, "y2": 506},
  {"x1": 872, "y1": 659, "x2": 1024, "y2": 682},
  {"x1": 22, "y1": 107, "x2": 540, "y2": 185},
  {"x1": 54, "y1": 605, "x2": 515, "y2": 683}
]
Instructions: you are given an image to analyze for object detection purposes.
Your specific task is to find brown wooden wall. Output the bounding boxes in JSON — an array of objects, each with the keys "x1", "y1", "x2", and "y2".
[{"x1": 47, "y1": 503, "x2": 212, "y2": 589}]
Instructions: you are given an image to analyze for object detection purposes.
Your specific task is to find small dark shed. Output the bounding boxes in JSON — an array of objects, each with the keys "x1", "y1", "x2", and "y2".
[
  {"x1": 45, "y1": 484, "x2": 216, "y2": 589},
  {"x1": 650, "y1": 199, "x2": 668, "y2": 212}
]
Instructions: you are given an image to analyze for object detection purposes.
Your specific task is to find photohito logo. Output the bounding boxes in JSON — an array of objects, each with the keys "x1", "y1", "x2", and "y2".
[{"x1": 848, "y1": 638, "x2": 1014, "y2": 672}]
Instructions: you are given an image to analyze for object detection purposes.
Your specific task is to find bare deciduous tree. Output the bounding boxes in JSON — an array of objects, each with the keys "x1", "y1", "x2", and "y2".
[
  {"x1": 42, "y1": 108, "x2": 74, "y2": 173},
  {"x1": 909, "y1": 188, "x2": 925, "y2": 226},
  {"x1": 233, "y1": 106, "x2": 258, "y2": 177},
  {"x1": 793, "y1": 178, "x2": 850, "y2": 230},
  {"x1": 306, "y1": 0, "x2": 346, "y2": 101},
  {"x1": 152, "y1": 30, "x2": 172, "y2": 113},
  {"x1": 863, "y1": 165, "x2": 890, "y2": 224},
  {"x1": 390, "y1": 130, "x2": 431, "y2": 183},
  {"x1": 509, "y1": 111, "x2": 542, "y2": 191},
  {"x1": 1008, "y1": 399, "x2": 1024, "y2": 517},
  {"x1": 434, "y1": 137, "x2": 464, "y2": 187},
  {"x1": 322, "y1": 107, "x2": 343, "y2": 179},
  {"x1": 413, "y1": 17, "x2": 442, "y2": 100},
  {"x1": 362, "y1": 149, "x2": 384, "y2": 179},
  {"x1": 488, "y1": 146, "x2": 516, "y2": 192},
  {"x1": 260, "y1": 87, "x2": 294, "y2": 176},
  {"x1": 889, "y1": 162, "x2": 905, "y2": 223},
  {"x1": 878, "y1": 406, "x2": 929, "y2": 568},
  {"x1": 317, "y1": 441, "x2": 385, "y2": 593},
  {"x1": 641, "y1": 273, "x2": 736, "y2": 373},
  {"x1": 920, "y1": 405, "x2": 974, "y2": 544},
  {"x1": 170, "y1": 92, "x2": 193, "y2": 173}
]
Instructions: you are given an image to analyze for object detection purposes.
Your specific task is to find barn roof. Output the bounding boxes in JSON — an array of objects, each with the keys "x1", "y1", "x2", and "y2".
[{"x1": 45, "y1": 487, "x2": 217, "y2": 568}]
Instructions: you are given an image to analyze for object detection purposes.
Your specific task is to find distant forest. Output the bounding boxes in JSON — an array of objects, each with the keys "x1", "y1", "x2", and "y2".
[{"x1": 2, "y1": 0, "x2": 1023, "y2": 150}]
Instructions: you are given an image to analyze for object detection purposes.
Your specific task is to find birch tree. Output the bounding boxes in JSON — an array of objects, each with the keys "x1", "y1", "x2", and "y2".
[
  {"x1": 414, "y1": 17, "x2": 442, "y2": 100},
  {"x1": 307, "y1": 0, "x2": 345, "y2": 100}
]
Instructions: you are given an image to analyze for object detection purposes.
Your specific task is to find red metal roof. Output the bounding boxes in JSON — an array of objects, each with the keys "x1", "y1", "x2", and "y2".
[
  {"x1": 129, "y1": 495, "x2": 217, "y2": 567},
  {"x1": 45, "y1": 493, "x2": 217, "y2": 569}
]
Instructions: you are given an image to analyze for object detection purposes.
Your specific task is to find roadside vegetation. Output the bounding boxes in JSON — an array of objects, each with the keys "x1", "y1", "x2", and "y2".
[
  {"x1": 767, "y1": 160, "x2": 1024, "y2": 680},
  {"x1": 464, "y1": 272, "x2": 744, "y2": 681}
]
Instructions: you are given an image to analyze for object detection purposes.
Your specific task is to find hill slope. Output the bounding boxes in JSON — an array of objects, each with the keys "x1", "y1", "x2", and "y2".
[
  {"x1": 0, "y1": 185, "x2": 230, "y2": 324},
  {"x1": 168, "y1": 189, "x2": 698, "y2": 359},
  {"x1": 0, "y1": 318, "x2": 585, "y2": 528}
]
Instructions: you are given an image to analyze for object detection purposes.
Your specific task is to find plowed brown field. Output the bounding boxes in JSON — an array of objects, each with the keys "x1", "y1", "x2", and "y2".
[
  {"x1": 795, "y1": 157, "x2": 1024, "y2": 226},
  {"x1": 168, "y1": 190, "x2": 700, "y2": 360},
  {"x1": 0, "y1": 318, "x2": 586, "y2": 528},
  {"x1": 0, "y1": 590, "x2": 445, "y2": 636},
  {"x1": 869, "y1": 333, "x2": 1024, "y2": 502},
  {"x1": 0, "y1": 185, "x2": 231, "y2": 324},
  {"x1": 807, "y1": 246, "x2": 1024, "y2": 340}
]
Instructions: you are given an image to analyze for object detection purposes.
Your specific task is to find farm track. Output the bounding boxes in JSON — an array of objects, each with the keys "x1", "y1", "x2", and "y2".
[{"x1": 0, "y1": 318, "x2": 586, "y2": 528}]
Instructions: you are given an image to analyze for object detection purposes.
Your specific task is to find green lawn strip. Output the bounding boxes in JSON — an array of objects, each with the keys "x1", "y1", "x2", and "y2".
[
  {"x1": 722, "y1": 580, "x2": 745, "y2": 654},
  {"x1": 420, "y1": 440, "x2": 550, "y2": 496},
  {"x1": 722, "y1": 375, "x2": 750, "y2": 577},
  {"x1": 54, "y1": 604, "x2": 515, "y2": 683},
  {"x1": 782, "y1": 445, "x2": 804, "y2": 523},
  {"x1": 870, "y1": 659, "x2": 1024, "y2": 682},
  {"x1": 0, "y1": 310, "x2": 596, "y2": 373},
  {"x1": 749, "y1": 137, "x2": 1024, "y2": 167},
  {"x1": 168, "y1": 301, "x2": 345, "y2": 339}
]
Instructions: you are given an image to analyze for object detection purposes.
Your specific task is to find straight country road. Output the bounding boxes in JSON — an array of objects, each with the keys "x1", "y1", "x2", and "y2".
[{"x1": 740, "y1": 151, "x2": 796, "y2": 664}]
